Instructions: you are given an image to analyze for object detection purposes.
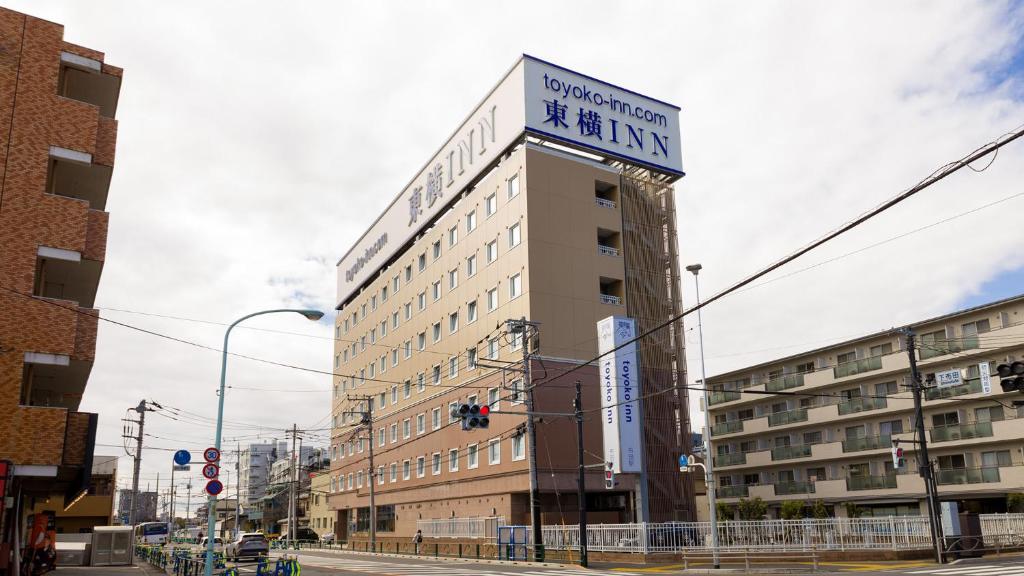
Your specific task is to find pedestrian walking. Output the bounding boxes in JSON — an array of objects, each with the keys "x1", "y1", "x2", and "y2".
[{"x1": 412, "y1": 529, "x2": 423, "y2": 554}]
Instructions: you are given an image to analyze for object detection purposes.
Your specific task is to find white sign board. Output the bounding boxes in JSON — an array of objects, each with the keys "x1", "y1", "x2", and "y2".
[
  {"x1": 597, "y1": 316, "x2": 642, "y2": 474},
  {"x1": 523, "y1": 56, "x2": 683, "y2": 177},
  {"x1": 335, "y1": 55, "x2": 683, "y2": 308},
  {"x1": 979, "y1": 362, "x2": 992, "y2": 395},
  {"x1": 936, "y1": 369, "x2": 962, "y2": 389}
]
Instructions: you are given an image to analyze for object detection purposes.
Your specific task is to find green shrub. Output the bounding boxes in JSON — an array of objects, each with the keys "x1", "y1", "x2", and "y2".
[
  {"x1": 811, "y1": 500, "x2": 830, "y2": 519},
  {"x1": 1008, "y1": 493, "x2": 1024, "y2": 513},
  {"x1": 717, "y1": 502, "x2": 735, "y2": 521},
  {"x1": 780, "y1": 500, "x2": 804, "y2": 520},
  {"x1": 738, "y1": 497, "x2": 768, "y2": 520}
]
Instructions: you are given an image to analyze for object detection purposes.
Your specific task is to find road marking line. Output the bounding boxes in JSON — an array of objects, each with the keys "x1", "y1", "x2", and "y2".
[{"x1": 908, "y1": 568, "x2": 1000, "y2": 574}]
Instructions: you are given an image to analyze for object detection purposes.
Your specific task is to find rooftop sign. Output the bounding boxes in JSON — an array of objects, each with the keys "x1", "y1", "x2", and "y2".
[{"x1": 336, "y1": 55, "x2": 682, "y2": 308}]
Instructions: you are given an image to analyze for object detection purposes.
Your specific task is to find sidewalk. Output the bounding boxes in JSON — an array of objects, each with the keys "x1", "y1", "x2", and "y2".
[{"x1": 56, "y1": 565, "x2": 165, "y2": 575}]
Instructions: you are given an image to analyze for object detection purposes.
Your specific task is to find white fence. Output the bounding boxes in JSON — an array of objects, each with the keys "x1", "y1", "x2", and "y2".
[
  {"x1": 541, "y1": 517, "x2": 933, "y2": 553},
  {"x1": 979, "y1": 513, "x2": 1024, "y2": 548},
  {"x1": 417, "y1": 516, "x2": 505, "y2": 540}
]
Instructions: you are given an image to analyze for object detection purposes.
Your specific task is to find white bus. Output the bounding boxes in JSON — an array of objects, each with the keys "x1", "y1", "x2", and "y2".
[{"x1": 135, "y1": 522, "x2": 171, "y2": 545}]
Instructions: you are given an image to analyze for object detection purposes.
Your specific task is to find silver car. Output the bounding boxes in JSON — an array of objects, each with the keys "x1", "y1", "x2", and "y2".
[{"x1": 226, "y1": 533, "x2": 269, "y2": 561}]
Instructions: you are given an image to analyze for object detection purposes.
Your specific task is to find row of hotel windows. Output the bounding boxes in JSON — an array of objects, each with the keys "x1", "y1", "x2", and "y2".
[
  {"x1": 329, "y1": 433, "x2": 527, "y2": 493},
  {"x1": 334, "y1": 267, "x2": 523, "y2": 369},
  {"x1": 333, "y1": 382, "x2": 522, "y2": 435},
  {"x1": 337, "y1": 174, "x2": 520, "y2": 338}
]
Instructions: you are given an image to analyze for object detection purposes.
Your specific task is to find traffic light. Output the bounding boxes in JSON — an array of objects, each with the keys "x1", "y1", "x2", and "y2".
[
  {"x1": 455, "y1": 403, "x2": 491, "y2": 430},
  {"x1": 997, "y1": 362, "x2": 1024, "y2": 393},
  {"x1": 604, "y1": 469, "x2": 614, "y2": 490},
  {"x1": 891, "y1": 443, "x2": 905, "y2": 469}
]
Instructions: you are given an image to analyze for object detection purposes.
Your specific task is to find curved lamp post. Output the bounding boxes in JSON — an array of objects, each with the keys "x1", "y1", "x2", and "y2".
[{"x1": 204, "y1": 308, "x2": 324, "y2": 576}]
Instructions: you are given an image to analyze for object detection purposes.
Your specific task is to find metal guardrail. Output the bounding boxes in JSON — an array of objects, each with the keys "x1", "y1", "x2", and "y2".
[{"x1": 417, "y1": 516, "x2": 505, "y2": 540}]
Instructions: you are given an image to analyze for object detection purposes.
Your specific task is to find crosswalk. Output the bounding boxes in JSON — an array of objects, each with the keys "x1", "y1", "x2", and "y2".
[{"x1": 906, "y1": 564, "x2": 1024, "y2": 576}]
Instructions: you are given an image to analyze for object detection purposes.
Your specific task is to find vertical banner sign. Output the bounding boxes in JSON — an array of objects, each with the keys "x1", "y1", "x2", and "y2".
[
  {"x1": 597, "y1": 316, "x2": 642, "y2": 474},
  {"x1": 980, "y1": 362, "x2": 992, "y2": 395}
]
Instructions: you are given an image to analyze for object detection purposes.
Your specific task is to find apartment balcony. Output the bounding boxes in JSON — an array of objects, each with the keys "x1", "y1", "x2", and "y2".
[
  {"x1": 919, "y1": 336, "x2": 980, "y2": 360},
  {"x1": 837, "y1": 396, "x2": 887, "y2": 416},
  {"x1": 59, "y1": 51, "x2": 121, "y2": 118},
  {"x1": 774, "y1": 481, "x2": 815, "y2": 496},
  {"x1": 766, "y1": 373, "x2": 804, "y2": 392},
  {"x1": 925, "y1": 379, "x2": 983, "y2": 401},
  {"x1": 47, "y1": 146, "x2": 113, "y2": 211},
  {"x1": 717, "y1": 485, "x2": 750, "y2": 498},
  {"x1": 597, "y1": 244, "x2": 620, "y2": 257},
  {"x1": 708, "y1": 391, "x2": 742, "y2": 406},
  {"x1": 935, "y1": 467, "x2": 1000, "y2": 485},
  {"x1": 599, "y1": 294, "x2": 621, "y2": 306},
  {"x1": 34, "y1": 247, "x2": 103, "y2": 309},
  {"x1": 929, "y1": 421, "x2": 994, "y2": 442},
  {"x1": 594, "y1": 197, "x2": 616, "y2": 209},
  {"x1": 714, "y1": 452, "x2": 747, "y2": 467},
  {"x1": 711, "y1": 420, "x2": 744, "y2": 436},
  {"x1": 833, "y1": 356, "x2": 883, "y2": 379},
  {"x1": 842, "y1": 435, "x2": 892, "y2": 453},
  {"x1": 846, "y1": 474, "x2": 897, "y2": 491},
  {"x1": 768, "y1": 408, "x2": 808, "y2": 427},
  {"x1": 770, "y1": 444, "x2": 812, "y2": 461}
]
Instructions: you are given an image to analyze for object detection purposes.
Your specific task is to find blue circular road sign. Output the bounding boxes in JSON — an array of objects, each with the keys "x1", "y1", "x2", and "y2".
[
  {"x1": 173, "y1": 450, "x2": 192, "y2": 466},
  {"x1": 205, "y1": 479, "x2": 224, "y2": 496}
]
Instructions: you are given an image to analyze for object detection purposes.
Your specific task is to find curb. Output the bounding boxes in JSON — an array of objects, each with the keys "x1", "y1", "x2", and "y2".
[{"x1": 285, "y1": 547, "x2": 573, "y2": 569}]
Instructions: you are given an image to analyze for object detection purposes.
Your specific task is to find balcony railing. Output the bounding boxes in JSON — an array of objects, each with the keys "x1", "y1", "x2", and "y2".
[
  {"x1": 599, "y1": 294, "x2": 621, "y2": 306},
  {"x1": 598, "y1": 245, "x2": 620, "y2": 257},
  {"x1": 930, "y1": 421, "x2": 994, "y2": 442},
  {"x1": 775, "y1": 481, "x2": 816, "y2": 496},
  {"x1": 715, "y1": 452, "x2": 747, "y2": 467},
  {"x1": 768, "y1": 409, "x2": 808, "y2": 427},
  {"x1": 837, "y1": 396, "x2": 888, "y2": 416},
  {"x1": 766, "y1": 373, "x2": 804, "y2": 392},
  {"x1": 708, "y1": 390, "x2": 742, "y2": 405},
  {"x1": 595, "y1": 197, "x2": 616, "y2": 209},
  {"x1": 717, "y1": 485, "x2": 750, "y2": 498},
  {"x1": 846, "y1": 474, "x2": 897, "y2": 491},
  {"x1": 842, "y1": 434, "x2": 892, "y2": 453},
  {"x1": 771, "y1": 444, "x2": 813, "y2": 461},
  {"x1": 925, "y1": 379, "x2": 983, "y2": 401},
  {"x1": 935, "y1": 467, "x2": 1000, "y2": 485},
  {"x1": 833, "y1": 356, "x2": 883, "y2": 378},
  {"x1": 920, "y1": 336, "x2": 980, "y2": 360},
  {"x1": 711, "y1": 420, "x2": 743, "y2": 436}
]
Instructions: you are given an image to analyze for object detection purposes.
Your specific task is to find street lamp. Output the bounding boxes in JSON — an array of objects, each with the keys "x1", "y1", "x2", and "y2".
[
  {"x1": 686, "y1": 263, "x2": 720, "y2": 569},
  {"x1": 204, "y1": 308, "x2": 324, "y2": 576}
]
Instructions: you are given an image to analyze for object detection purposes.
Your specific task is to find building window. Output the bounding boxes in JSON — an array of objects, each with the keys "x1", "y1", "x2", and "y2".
[
  {"x1": 404, "y1": 380, "x2": 412, "y2": 398},
  {"x1": 417, "y1": 413, "x2": 425, "y2": 434},
  {"x1": 870, "y1": 343, "x2": 893, "y2": 357},
  {"x1": 418, "y1": 332, "x2": 426, "y2": 350},
  {"x1": 488, "y1": 438, "x2": 501, "y2": 465},
  {"x1": 512, "y1": 434, "x2": 525, "y2": 461},
  {"x1": 378, "y1": 427, "x2": 385, "y2": 447},
  {"x1": 509, "y1": 330, "x2": 522, "y2": 352},
  {"x1": 466, "y1": 210, "x2": 477, "y2": 232},
  {"x1": 509, "y1": 273, "x2": 522, "y2": 299},
  {"x1": 449, "y1": 401, "x2": 459, "y2": 423},
  {"x1": 433, "y1": 240, "x2": 442, "y2": 260},
  {"x1": 392, "y1": 349, "x2": 398, "y2": 367},
  {"x1": 468, "y1": 348, "x2": 478, "y2": 369},
  {"x1": 390, "y1": 423, "x2": 398, "y2": 443},
  {"x1": 981, "y1": 450, "x2": 1012, "y2": 468},
  {"x1": 382, "y1": 285, "x2": 389, "y2": 302},
  {"x1": 390, "y1": 463, "x2": 397, "y2": 482},
  {"x1": 403, "y1": 460, "x2": 411, "y2": 480},
  {"x1": 449, "y1": 268, "x2": 458, "y2": 290},
  {"x1": 509, "y1": 222, "x2": 521, "y2": 248},
  {"x1": 449, "y1": 448, "x2": 460, "y2": 472},
  {"x1": 433, "y1": 322, "x2": 442, "y2": 343},
  {"x1": 432, "y1": 407, "x2": 441, "y2": 429},
  {"x1": 405, "y1": 265, "x2": 413, "y2": 282},
  {"x1": 405, "y1": 302, "x2": 413, "y2": 319},
  {"x1": 392, "y1": 311, "x2": 399, "y2": 330},
  {"x1": 467, "y1": 300, "x2": 478, "y2": 323},
  {"x1": 508, "y1": 173, "x2": 520, "y2": 198},
  {"x1": 380, "y1": 319, "x2": 387, "y2": 337},
  {"x1": 391, "y1": 385, "x2": 398, "y2": 404},
  {"x1": 510, "y1": 378, "x2": 524, "y2": 405},
  {"x1": 418, "y1": 372, "x2": 426, "y2": 392},
  {"x1": 393, "y1": 275, "x2": 400, "y2": 293},
  {"x1": 404, "y1": 340, "x2": 412, "y2": 358},
  {"x1": 488, "y1": 387, "x2": 500, "y2": 411},
  {"x1": 488, "y1": 338, "x2": 499, "y2": 359},
  {"x1": 467, "y1": 254, "x2": 477, "y2": 277},
  {"x1": 403, "y1": 418, "x2": 411, "y2": 439},
  {"x1": 357, "y1": 471, "x2": 363, "y2": 488},
  {"x1": 370, "y1": 328, "x2": 376, "y2": 344},
  {"x1": 487, "y1": 288, "x2": 498, "y2": 311},
  {"x1": 418, "y1": 292, "x2": 426, "y2": 311},
  {"x1": 378, "y1": 466, "x2": 385, "y2": 485},
  {"x1": 417, "y1": 456, "x2": 426, "y2": 478},
  {"x1": 468, "y1": 444, "x2": 479, "y2": 469},
  {"x1": 449, "y1": 357, "x2": 458, "y2": 378},
  {"x1": 485, "y1": 193, "x2": 497, "y2": 216},
  {"x1": 432, "y1": 364, "x2": 441, "y2": 385},
  {"x1": 432, "y1": 452, "x2": 442, "y2": 475},
  {"x1": 371, "y1": 295, "x2": 377, "y2": 311},
  {"x1": 449, "y1": 312, "x2": 459, "y2": 334},
  {"x1": 449, "y1": 226, "x2": 458, "y2": 247},
  {"x1": 432, "y1": 280, "x2": 441, "y2": 301},
  {"x1": 486, "y1": 240, "x2": 498, "y2": 263},
  {"x1": 418, "y1": 253, "x2": 426, "y2": 271}
]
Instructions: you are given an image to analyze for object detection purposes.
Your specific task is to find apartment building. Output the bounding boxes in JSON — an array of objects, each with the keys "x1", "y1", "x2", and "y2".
[
  {"x1": 237, "y1": 441, "x2": 287, "y2": 526},
  {"x1": 0, "y1": 7, "x2": 121, "y2": 566},
  {"x1": 328, "y1": 55, "x2": 694, "y2": 541},
  {"x1": 706, "y1": 294, "x2": 1024, "y2": 518}
]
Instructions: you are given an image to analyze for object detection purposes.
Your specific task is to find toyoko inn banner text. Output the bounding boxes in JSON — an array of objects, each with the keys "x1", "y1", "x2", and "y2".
[{"x1": 597, "y1": 316, "x2": 643, "y2": 474}]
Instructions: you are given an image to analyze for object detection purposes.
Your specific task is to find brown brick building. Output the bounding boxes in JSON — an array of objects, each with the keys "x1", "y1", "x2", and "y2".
[{"x1": 0, "y1": 7, "x2": 121, "y2": 571}]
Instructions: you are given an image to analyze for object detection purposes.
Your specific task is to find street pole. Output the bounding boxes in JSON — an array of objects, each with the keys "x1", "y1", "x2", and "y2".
[
  {"x1": 366, "y1": 403, "x2": 377, "y2": 550},
  {"x1": 905, "y1": 329, "x2": 944, "y2": 563},
  {"x1": 235, "y1": 443, "x2": 241, "y2": 540},
  {"x1": 128, "y1": 400, "x2": 147, "y2": 528},
  {"x1": 170, "y1": 464, "x2": 176, "y2": 525},
  {"x1": 186, "y1": 483, "x2": 191, "y2": 529},
  {"x1": 290, "y1": 423, "x2": 298, "y2": 547},
  {"x1": 574, "y1": 380, "x2": 588, "y2": 568},
  {"x1": 155, "y1": 473, "x2": 160, "y2": 522},
  {"x1": 516, "y1": 317, "x2": 544, "y2": 561},
  {"x1": 203, "y1": 308, "x2": 324, "y2": 576},
  {"x1": 686, "y1": 264, "x2": 720, "y2": 569}
]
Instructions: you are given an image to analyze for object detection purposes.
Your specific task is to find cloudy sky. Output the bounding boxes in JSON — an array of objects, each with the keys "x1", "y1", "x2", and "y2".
[{"x1": 9, "y1": 1, "x2": 1024, "y2": 517}]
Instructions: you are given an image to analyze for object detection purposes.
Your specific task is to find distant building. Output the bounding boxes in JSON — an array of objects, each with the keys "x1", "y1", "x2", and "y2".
[
  {"x1": 116, "y1": 490, "x2": 157, "y2": 524},
  {"x1": 27, "y1": 455, "x2": 117, "y2": 533},
  {"x1": 238, "y1": 441, "x2": 287, "y2": 527},
  {"x1": 308, "y1": 472, "x2": 334, "y2": 538}
]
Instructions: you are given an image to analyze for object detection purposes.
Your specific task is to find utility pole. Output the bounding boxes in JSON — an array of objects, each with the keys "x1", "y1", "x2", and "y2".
[
  {"x1": 289, "y1": 424, "x2": 298, "y2": 547},
  {"x1": 170, "y1": 464, "x2": 176, "y2": 524},
  {"x1": 155, "y1": 473, "x2": 160, "y2": 522},
  {"x1": 347, "y1": 395, "x2": 377, "y2": 549},
  {"x1": 186, "y1": 482, "x2": 192, "y2": 529},
  {"x1": 235, "y1": 443, "x2": 241, "y2": 539},
  {"x1": 574, "y1": 380, "x2": 588, "y2": 568},
  {"x1": 513, "y1": 317, "x2": 543, "y2": 562},
  {"x1": 905, "y1": 329, "x2": 944, "y2": 563},
  {"x1": 126, "y1": 400, "x2": 150, "y2": 528}
]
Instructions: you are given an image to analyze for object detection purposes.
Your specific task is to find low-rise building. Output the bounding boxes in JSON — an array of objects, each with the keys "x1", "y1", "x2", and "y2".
[
  {"x1": 308, "y1": 472, "x2": 334, "y2": 538},
  {"x1": 26, "y1": 455, "x2": 117, "y2": 533}
]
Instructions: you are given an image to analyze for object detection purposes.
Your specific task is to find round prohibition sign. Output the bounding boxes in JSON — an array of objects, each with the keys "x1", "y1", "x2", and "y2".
[
  {"x1": 205, "y1": 479, "x2": 223, "y2": 496},
  {"x1": 204, "y1": 447, "x2": 221, "y2": 463},
  {"x1": 202, "y1": 463, "x2": 219, "y2": 480}
]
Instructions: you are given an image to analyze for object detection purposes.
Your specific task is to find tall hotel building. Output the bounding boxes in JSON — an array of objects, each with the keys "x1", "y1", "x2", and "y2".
[
  {"x1": 0, "y1": 6, "x2": 121, "y2": 563},
  {"x1": 707, "y1": 294, "x2": 1024, "y2": 518},
  {"x1": 329, "y1": 56, "x2": 694, "y2": 540}
]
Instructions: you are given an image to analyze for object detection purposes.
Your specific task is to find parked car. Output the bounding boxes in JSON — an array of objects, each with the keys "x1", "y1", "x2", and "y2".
[
  {"x1": 226, "y1": 533, "x2": 269, "y2": 561},
  {"x1": 294, "y1": 527, "x2": 319, "y2": 542},
  {"x1": 320, "y1": 532, "x2": 335, "y2": 543},
  {"x1": 198, "y1": 537, "x2": 223, "y2": 552}
]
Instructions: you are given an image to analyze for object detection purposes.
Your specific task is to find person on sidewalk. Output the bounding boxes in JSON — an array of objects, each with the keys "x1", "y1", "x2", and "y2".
[{"x1": 412, "y1": 530, "x2": 423, "y2": 554}]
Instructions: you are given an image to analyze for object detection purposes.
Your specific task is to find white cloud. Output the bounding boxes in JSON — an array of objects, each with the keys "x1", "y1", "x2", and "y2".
[{"x1": 6, "y1": 0, "x2": 1023, "y2": 513}]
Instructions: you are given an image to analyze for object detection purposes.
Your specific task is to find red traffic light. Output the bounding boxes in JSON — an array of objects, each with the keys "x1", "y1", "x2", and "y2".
[{"x1": 479, "y1": 405, "x2": 490, "y2": 416}]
